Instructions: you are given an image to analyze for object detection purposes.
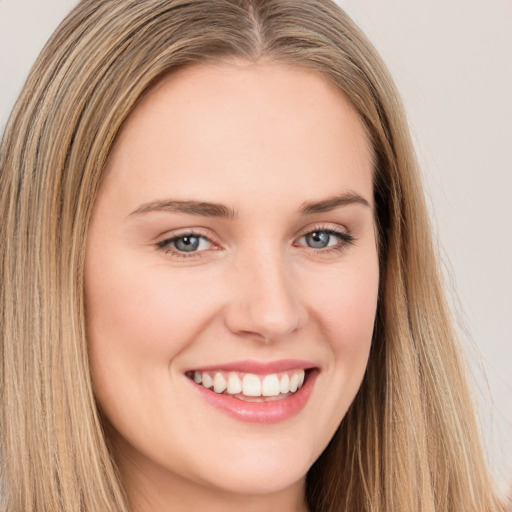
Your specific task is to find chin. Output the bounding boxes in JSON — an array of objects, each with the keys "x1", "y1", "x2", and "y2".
[
  {"x1": 192, "y1": 439, "x2": 314, "y2": 496},
  {"x1": 203, "y1": 464, "x2": 307, "y2": 497}
]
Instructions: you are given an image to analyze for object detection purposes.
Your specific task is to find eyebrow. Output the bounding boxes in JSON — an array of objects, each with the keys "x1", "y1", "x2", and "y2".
[
  {"x1": 129, "y1": 192, "x2": 370, "y2": 219},
  {"x1": 299, "y1": 192, "x2": 370, "y2": 214},
  {"x1": 129, "y1": 199, "x2": 237, "y2": 219}
]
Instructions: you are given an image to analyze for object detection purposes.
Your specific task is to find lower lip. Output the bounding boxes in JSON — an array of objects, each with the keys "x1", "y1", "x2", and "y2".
[{"x1": 189, "y1": 370, "x2": 318, "y2": 424}]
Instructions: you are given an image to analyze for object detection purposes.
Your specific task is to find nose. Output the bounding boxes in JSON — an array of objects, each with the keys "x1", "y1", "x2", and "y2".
[{"x1": 223, "y1": 248, "x2": 308, "y2": 342}]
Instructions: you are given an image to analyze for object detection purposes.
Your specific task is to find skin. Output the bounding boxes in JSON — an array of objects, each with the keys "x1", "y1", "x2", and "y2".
[{"x1": 85, "y1": 60, "x2": 379, "y2": 512}]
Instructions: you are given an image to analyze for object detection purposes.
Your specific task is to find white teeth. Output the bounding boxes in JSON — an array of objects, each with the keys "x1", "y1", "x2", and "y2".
[
  {"x1": 289, "y1": 372, "x2": 299, "y2": 392},
  {"x1": 193, "y1": 369, "x2": 307, "y2": 397},
  {"x1": 213, "y1": 373, "x2": 227, "y2": 393},
  {"x1": 202, "y1": 372, "x2": 213, "y2": 389},
  {"x1": 227, "y1": 372, "x2": 242, "y2": 394},
  {"x1": 279, "y1": 373, "x2": 290, "y2": 394},
  {"x1": 242, "y1": 373, "x2": 261, "y2": 396},
  {"x1": 261, "y1": 374, "x2": 280, "y2": 396}
]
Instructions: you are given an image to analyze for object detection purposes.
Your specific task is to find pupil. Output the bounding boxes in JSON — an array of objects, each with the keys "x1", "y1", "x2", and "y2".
[
  {"x1": 307, "y1": 231, "x2": 330, "y2": 248},
  {"x1": 175, "y1": 236, "x2": 200, "y2": 252}
]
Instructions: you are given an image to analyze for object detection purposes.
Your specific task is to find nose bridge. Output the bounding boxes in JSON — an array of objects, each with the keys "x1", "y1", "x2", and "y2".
[{"x1": 224, "y1": 242, "x2": 306, "y2": 340}]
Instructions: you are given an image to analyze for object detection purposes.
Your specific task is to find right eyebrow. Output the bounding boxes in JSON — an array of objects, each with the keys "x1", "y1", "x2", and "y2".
[
  {"x1": 299, "y1": 192, "x2": 371, "y2": 214},
  {"x1": 128, "y1": 199, "x2": 237, "y2": 219}
]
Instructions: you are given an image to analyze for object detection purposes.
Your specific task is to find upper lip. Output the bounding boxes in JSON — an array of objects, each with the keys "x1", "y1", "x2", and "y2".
[{"x1": 186, "y1": 359, "x2": 317, "y2": 374}]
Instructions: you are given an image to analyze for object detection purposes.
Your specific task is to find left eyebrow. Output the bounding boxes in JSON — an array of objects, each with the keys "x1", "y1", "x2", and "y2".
[
  {"x1": 299, "y1": 192, "x2": 371, "y2": 214},
  {"x1": 129, "y1": 199, "x2": 237, "y2": 219}
]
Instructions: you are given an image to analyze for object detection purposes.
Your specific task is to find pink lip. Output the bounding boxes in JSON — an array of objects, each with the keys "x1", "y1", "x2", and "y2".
[
  {"x1": 187, "y1": 368, "x2": 319, "y2": 424},
  {"x1": 187, "y1": 359, "x2": 316, "y2": 374}
]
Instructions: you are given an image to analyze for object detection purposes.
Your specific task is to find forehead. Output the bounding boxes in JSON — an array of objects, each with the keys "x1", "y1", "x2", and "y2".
[{"x1": 102, "y1": 60, "x2": 374, "y2": 211}]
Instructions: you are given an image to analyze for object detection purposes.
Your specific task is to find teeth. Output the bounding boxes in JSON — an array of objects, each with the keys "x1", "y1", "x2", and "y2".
[
  {"x1": 261, "y1": 374, "x2": 280, "y2": 396},
  {"x1": 289, "y1": 373, "x2": 299, "y2": 392},
  {"x1": 202, "y1": 372, "x2": 213, "y2": 389},
  {"x1": 213, "y1": 373, "x2": 227, "y2": 393},
  {"x1": 242, "y1": 374, "x2": 261, "y2": 396},
  {"x1": 192, "y1": 369, "x2": 306, "y2": 398},
  {"x1": 279, "y1": 374, "x2": 290, "y2": 394},
  {"x1": 227, "y1": 372, "x2": 242, "y2": 394}
]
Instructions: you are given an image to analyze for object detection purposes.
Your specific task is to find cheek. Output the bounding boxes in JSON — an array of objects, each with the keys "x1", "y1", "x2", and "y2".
[
  {"x1": 303, "y1": 255, "x2": 379, "y2": 392},
  {"x1": 87, "y1": 253, "x2": 210, "y2": 343},
  {"x1": 284, "y1": 255, "x2": 379, "y2": 449},
  {"x1": 84, "y1": 252, "x2": 219, "y2": 405},
  {"x1": 309, "y1": 258, "x2": 379, "y2": 344}
]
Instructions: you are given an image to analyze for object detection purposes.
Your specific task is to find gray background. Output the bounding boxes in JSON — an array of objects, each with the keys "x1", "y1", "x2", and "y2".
[{"x1": 1, "y1": 0, "x2": 510, "y2": 497}]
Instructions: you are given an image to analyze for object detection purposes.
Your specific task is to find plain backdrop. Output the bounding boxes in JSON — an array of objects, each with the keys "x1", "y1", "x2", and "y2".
[{"x1": 1, "y1": 0, "x2": 511, "y2": 497}]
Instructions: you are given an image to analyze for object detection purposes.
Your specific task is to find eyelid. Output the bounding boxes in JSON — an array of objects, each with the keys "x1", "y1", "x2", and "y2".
[{"x1": 294, "y1": 222, "x2": 352, "y2": 240}]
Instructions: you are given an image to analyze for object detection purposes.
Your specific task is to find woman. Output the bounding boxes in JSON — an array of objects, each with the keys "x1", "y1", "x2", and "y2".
[{"x1": 0, "y1": 1, "x2": 506, "y2": 511}]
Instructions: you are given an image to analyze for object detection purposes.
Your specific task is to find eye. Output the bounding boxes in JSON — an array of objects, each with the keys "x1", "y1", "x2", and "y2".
[
  {"x1": 304, "y1": 231, "x2": 336, "y2": 249},
  {"x1": 296, "y1": 228, "x2": 354, "y2": 251},
  {"x1": 157, "y1": 233, "x2": 213, "y2": 255}
]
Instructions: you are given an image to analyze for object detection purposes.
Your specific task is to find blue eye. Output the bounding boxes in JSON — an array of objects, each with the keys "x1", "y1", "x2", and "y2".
[
  {"x1": 173, "y1": 235, "x2": 200, "y2": 252},
  {"x1": 158, "y1": 234, "x2": 212, "y2": 254},
  {"x1": 297, "y1": 228, "x2": 354, "y2": 251},
  {"x1": 304, "y1": 231, "x2": 333, "y2": 249}
]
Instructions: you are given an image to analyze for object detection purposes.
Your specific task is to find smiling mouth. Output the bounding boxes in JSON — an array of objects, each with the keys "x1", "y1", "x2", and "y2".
[{"x1": 185, "y1": 369, "x2": 309, "y2": 402}]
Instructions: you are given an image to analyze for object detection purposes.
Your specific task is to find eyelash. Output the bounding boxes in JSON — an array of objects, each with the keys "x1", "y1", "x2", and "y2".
[
  {"x1": 156, "y1": 225, "x2": 355, "y2": 259},
  {"x1": 295, "y1": 226, "x2": 355, "y2": 255}
]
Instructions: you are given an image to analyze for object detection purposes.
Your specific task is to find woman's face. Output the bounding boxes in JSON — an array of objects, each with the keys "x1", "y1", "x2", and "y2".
[{"x1": 85, "y1": 61, "x2": 379, "y2": 508}]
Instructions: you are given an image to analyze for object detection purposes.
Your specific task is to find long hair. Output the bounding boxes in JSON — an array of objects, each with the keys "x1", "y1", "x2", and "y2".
[{"x1": 0, "y1": 1, "x2": 505, "y2": 510}]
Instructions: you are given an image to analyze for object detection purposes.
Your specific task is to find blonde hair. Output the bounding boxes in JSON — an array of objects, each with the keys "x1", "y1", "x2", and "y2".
[{"x1": 0, "y1": 1, "x2": 505, "y2": 511}]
